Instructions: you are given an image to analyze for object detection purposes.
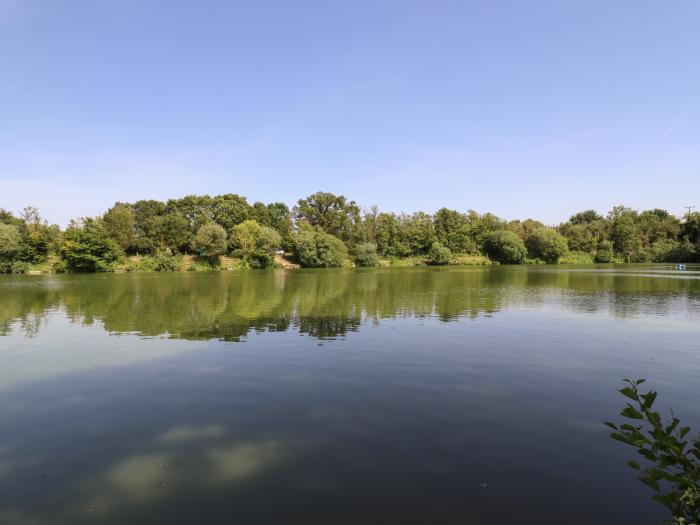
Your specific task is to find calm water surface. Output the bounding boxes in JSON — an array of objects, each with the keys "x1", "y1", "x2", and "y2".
[{"x1": 1, "y1": 265, "x2": 699, "y2": 524}]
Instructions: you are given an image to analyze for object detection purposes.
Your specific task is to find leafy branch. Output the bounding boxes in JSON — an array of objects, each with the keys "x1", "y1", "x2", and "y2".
[{"x1": 606, "y1": 379, "x2": 699, "y2": 524}]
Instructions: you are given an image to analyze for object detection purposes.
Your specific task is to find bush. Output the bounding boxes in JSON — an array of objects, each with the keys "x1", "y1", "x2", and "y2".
[
  {"x1": 428, "y1": 241, "x2": 452, "y2": 265},
  {"x1": 483, "y1": 230, "x2": 527, "y2": 264},
  {"x1": 152, "y1": 253, "x2": 181, "y2": 271},
  {"x1": 292, "y1": 230, "x2": 347, "y2": 268},
  {"x1": 595, "y1": 241, "x2": 615, "y2": 263},
  {"x1": 61, "y1": 218, "x2": 122, "y2": 272},
  {"x1": 250, "y1": 226, "x2": 281, "y2": 268},
  {"x1": 559, "y1": 251, "x2": 594, "y2": 264},
  {"x1": 9, "y1": 261, "x2": 31, "y2": 274},
  {"x1": 52, "y1": 260, "x2": 68, "y2": 273},
  {"x1": 195, "y1": 223, "x2": 227, "y2": 260},
  {"x1": 354, "y1": 242, "x2": 379, "y2": 267},
  {"x1": 525, "y1": 228, "x2": 569, "y2": 263}
]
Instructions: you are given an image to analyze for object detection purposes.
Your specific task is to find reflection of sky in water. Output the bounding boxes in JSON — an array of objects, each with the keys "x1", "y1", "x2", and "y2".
[{"x1": 0, "y1": 267, "x2": 699, "y2": 525}]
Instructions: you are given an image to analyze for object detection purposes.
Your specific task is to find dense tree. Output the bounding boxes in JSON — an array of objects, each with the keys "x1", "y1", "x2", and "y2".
[
  {"x1": 434, "y1": 208, "x2": 476, "y2": 254},
  {"x1": 231, "y1": 220, "x2": 262, "y2": 257},
  {"x1": 194, "y1": 223, "x2": 228, "y2": 261},
  {"x1": 569, "y1": 210, "x2": 603, "y2": 225},
  {"x1": 251, "y1": 227, "x2": 281, "y2": 268},
  {"x1": 483, "y1": 230, "x2": 527, "y2": 264},
  {"x1": 0, "y1": 223, "x2": 23, "y2": 265},
  {"x1": 295, "y1": 192, "x2": 360, "y2": 241},
  {"x1": 103, "y1": 203, "x2": 135, "y2": 251},
  {"x1": 2, "y1": 194, "x2": 697, "y2": 272},
  {"x1": 61, "y1": 219, "x2": 122, "y2": 272},
  {"x1": 525, "y1": 228, "x2": 569, "y2": 263}
]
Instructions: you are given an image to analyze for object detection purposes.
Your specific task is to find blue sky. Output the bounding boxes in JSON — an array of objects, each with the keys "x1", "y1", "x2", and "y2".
[{"x1": 1, "y1": 0, "x2": 698, "y2": 226}]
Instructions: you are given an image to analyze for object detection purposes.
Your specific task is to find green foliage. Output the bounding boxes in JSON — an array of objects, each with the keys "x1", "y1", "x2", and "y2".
[
  {"x1": 295, "y1": 192, "x2": 360, "y2": 241},
  {"x1": 251, "y1": 226, "x2": 281, "y2": 268},
  {"x1": 595, "y1": 241, "x2": 616, "y2": 263},
  {"x1": 428, "y1": 241, "x2": 452, "y2": 265},
  {"x1": 525, "y1": 228, "x2": 569, "y2": 263},
  {"x1": 194, "y1": 223, "x2": 228, "y2": 260},
  {"x1": 61, "y1": 219, "x2": 122, "y2": 272},
  {"x1": 434, "y1": 208, "x2": 477, "y2": 254},
  {"x1": 570, "y1": 210, "x2": 603, "y2": 225},
  {"x1": 606, "y1": 379, "x2": 699, "y2": 524},
  {"x1": 102, "y1": 203, "x2": 135, "y2": 251},
  {"x1": 135, "y1": 252, "x2": 182, "y2": 272},
  {"x1": 682, "y1": 213, "x2": 700, "y2": 244},
  {"x1": 558, "y1": 251, "x2": 594, "y2": 264},
  {"x1": 0, "y1": 223, "x2": 23, "y2": 262},
  {"x1": 292, "y1": 230, "x2": 347, "y2": 268},
  {"x1": 483, "y1": 230, "x2": 527, "y2": 264},
  {"x1": 232, "y1": 220, "x2": 262, "y2": 256},
  {"x1": 354, "y1": 242, "x2": 380, "y2": 267}
]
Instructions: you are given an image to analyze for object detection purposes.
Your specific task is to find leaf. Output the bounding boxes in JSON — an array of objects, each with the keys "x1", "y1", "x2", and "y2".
[
  {"x1": 641, "y1": 391, "x2": 658, "y2": 410},
  {"x1": 619, "y1": 387, "x2": 638, "y2": 401},
  {"x1": 679, "y1": 426, "x2": 691, "y2": 439},
  {"x1": 627, "y1": 460, "x2": 641, "y2": 470},
  {"x1": 604, "y1": 421, "x2": 618, "y2": 430},
  {"x1": 622, "y1": 406, "x2": 644, "y2": 420}
]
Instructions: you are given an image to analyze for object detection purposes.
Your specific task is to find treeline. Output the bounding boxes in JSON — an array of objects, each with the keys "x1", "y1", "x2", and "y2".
[{"x1": 1, "y1": 192, "x2": 699, "y2": 273}]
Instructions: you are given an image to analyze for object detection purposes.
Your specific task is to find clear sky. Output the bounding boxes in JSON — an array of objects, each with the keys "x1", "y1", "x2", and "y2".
[{"x1": 1, "y1": 0, "x2": 698, "y2": 226}]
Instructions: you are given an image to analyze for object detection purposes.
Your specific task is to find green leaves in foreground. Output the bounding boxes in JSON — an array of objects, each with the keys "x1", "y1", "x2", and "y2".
[{"x1": 606, "y1": 379, "x2": 699, "y2": 524}]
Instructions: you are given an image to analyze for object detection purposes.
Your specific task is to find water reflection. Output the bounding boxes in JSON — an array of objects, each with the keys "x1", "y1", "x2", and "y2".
[
  {"x1": 1, "y1": 266, "x2": 699, "y2": 525},
  {"x1": 1, "y1": 266, "x2": 699, "y2": 341}
]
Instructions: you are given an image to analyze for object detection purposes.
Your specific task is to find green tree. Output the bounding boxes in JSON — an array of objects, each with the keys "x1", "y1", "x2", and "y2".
[
  {"x1": 434, "y1": 208, "x2": 476, "y2": 254},
  {"x1": 61, "y1": 219, "x2": 122, "y2": 272},
  {"x1": 595, "y1": 240, "x2": 615, "y2": 263},
  {"x1": 251, "y1": 227, "x2": 281, "y2": 268},
  {"x1": 292, "y1": 230, "x2": 347, "y2": 268},
  {"x1": 483, "y1": 230, "x2": 527, "y2": 264},
  {"x1": 295, "y1": 192, "x2": 360, "y2": 241},
  {"x1": 354, "y1": 242, "x2": 379, "y2": 267},
  {"x1": 102, "y1": 203, "x2": 135, "y2": 251},
  {"x1": 681, "y1": 212, "x2": 700, "y2": 244},
  {"x1": 525, "y1": 228, "x2": 569, "y2": 263},
  {"x1": 232, "y1": 220, "x2": 262, "y2": 257},
  {"x1": 428, "y1": 241, "x2": 452, "y2": 265},
  {"x1": 609, "y1": 206, "x2": 641, "y2": 261},
  {"x1": 0, "y1": 223, "x2": 23, "y2": 272},
  {"x1": 569, "y1": 210, "x2": 603, "y2": 225},
  {"x1": 194, "y1": 223, "x2": 228, "y2": 261},
  {"x1": 399, "y1": 212, "x2": 436, "y2": 255}
]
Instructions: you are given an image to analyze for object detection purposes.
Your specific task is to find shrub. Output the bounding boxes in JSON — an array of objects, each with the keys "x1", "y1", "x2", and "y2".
[
  {"x1": 595, "y1": 241, "x2": 615, "y2": 263},
  {"x1": 195, "y1": 223, "x2": 228, "y2": 260},
  {"x1": 354, "y1": 242, "x2": 380, "y2": 267},
  {"x1": 152, "y1": 253, "x2": 181, "y2": 271},
  {"x1": 483, "y1": 230, "x2": 527, "y2": 264},
  {"x1": 525, "y1": 228, "x2": 569, "y2": 263},
  {"x1": 559, "y1": 251, "x2": 594, "y2": 264},
  {"x1": 250, "y1": 226, "x2": 281, "y2": 268},
  {"x1": 9, "y1": 261, "x2": 31, "y2": 274},
  {"x1": 292, "y1": 230, "x2": 347, "y2": 268},
  {"x1": 61, "y1": 218, "x2": 122, "y2": 272},
  {"x1": 428, "y1": 241, "x2": 452, "y2": 265},
  {"x1": 52, "y1": 260, "x2": 68, "y2": 273}
]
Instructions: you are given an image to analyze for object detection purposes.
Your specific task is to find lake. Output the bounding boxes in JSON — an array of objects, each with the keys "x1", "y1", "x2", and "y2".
[{"x1": 0, "y1": 265, "x2": 699, "y2": 524}]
